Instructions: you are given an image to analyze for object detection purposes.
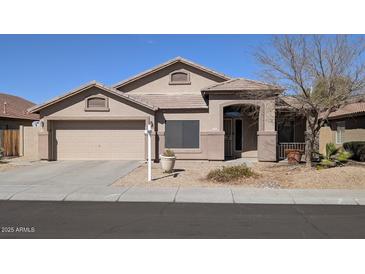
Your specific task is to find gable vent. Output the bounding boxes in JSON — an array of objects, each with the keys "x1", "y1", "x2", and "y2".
[{"x1": 87, "y1": 97, "x2": 106, "y2": 108}]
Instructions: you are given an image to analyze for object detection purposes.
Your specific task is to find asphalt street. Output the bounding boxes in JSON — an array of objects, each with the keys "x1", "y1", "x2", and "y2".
[{"x1": 0, "y1": 201, "x2": 365, "y2": 238}]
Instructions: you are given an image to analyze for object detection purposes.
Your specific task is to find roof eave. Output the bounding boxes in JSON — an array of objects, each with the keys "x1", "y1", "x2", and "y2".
[
  {"x1": 201, "y1": 89, "x2": 283, "y2": 95},
  {"x1": 327, "y1": 111, "x2": 365, "y2": 120},
  {"x1": 0, "y1": 115, "x2": 39, "y2": 120},
  {"x1": 159, "y1": 107, "x2": 208, "y2": 110}
]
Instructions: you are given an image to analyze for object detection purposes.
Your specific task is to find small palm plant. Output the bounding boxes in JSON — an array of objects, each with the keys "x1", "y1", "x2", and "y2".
[
  {"x1": 325, "y1": 143, "x2": 338, "y2": 160},
  {"x1": 317, "y1": 143, "x2": 352, "y2": 169}
]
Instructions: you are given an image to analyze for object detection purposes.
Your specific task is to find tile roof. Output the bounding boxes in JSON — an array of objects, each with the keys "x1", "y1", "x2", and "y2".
[
  {"x1": 29, "y1": 81, "x2": 158, "y2": 113},
  {"x1": 0, "y1": 93, "x2": 39, "y2": 120},
  {"x1": 129, "y1": 94, "x2": 208, "y2": 109},
  {"x1": 276, "y1": 96, "x2": 306, "y2": 109},
  {"x1": 328, "y1": 101, "x2": 365, "y2": 118},
  {"x1": 278, "y1": 95, "x2": 365, "y2": 118},
  {"x1": 113, "y1": 57, "x2": 231, "y2": 89},
  {"x1": 202, "y1": 78, "x2": 283, "y2": 92}
]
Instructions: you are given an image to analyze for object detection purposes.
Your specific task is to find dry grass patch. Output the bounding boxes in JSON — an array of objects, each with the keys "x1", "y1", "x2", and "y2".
[{"x1": 207, "y1": 165, "x2": 258, "y2": 183}]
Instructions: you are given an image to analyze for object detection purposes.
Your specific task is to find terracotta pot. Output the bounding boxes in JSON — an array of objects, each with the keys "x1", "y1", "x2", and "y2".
[
  {"x1": 160, "y1": 155, "x2": 176, "y2": 173},
  {"x1": 285, "y1": 149, "x2": 303, "y2": 164}
]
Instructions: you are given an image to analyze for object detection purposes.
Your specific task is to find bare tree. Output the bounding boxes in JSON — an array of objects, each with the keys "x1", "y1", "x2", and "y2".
[{"x1": 256, "y1": 35, "x2": 365, "y2": 167}]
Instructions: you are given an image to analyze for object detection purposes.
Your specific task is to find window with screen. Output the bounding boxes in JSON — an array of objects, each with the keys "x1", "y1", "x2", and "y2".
[{"x1": 165, "y1": 120, "x2": 199, "y2": 149}]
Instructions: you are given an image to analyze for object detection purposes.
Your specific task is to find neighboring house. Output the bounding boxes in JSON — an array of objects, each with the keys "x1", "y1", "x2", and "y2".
[
  {"x1": 0, "y1": 93, "x2": 39, "y2": 129},
  {"x1": 319, "y1": 99, "x2": 365, "y2": 154},
  {"x1": 0, "y1": 93, "x2": 39, "y2": 157},
  {"x1": 29, "y1": 57, "x2": 288, "y2": 162}
]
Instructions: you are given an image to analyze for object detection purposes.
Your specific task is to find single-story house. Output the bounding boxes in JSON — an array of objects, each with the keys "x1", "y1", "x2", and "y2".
[
  {"x1": 0, "y1": 93, "x2": 39, "y2": 157},
  {"x1": 0, "y1": 93, "x2": 39, "y2": 129},
  {"x1": 319, "y1": 98, "x2": 365, "y2": 154},
  {"x1": 29, "y1": 57, "x2": 310, "y2": 162}
]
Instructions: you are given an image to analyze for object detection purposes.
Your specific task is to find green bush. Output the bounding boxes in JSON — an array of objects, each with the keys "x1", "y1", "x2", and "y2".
[
  {"x1": 343, "y1": 141, "x2": 365, "y2": 162},
  {"x1": 336, "y1": 150, "x2": 352, "y2": 163},
  {"x1": 317, "y1": 143, "x2": 352, "y2": 169},
  {"x1": 316, "y1": 158, "x2": 336, "y2": 169},
  {"x1": 207, "y1": 165, "x2": 257, "y2": 183},
  {"x1": 325, "y1": 143, "x2": 338, "y2": 160},
  {"x1": 0, "y1": 147, "x2": 3, "y2": 160}
]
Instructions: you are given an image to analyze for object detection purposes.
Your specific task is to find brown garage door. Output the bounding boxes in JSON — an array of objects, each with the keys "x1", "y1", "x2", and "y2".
[{"x1": 54, "y1": 120, "x2": 145, "y2": 160}]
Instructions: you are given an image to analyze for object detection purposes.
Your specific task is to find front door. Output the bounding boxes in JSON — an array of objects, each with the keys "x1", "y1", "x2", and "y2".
[{"x1": 234, "y1": 118, "x2": 243, "y2": 152}]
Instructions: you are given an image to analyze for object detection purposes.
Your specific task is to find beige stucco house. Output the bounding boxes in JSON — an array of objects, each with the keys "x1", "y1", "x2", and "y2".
[
  {"x1": 29, "y1": 57, "x2": 291, "y2": 162},
  {"x1": 319, "y1": 99, "x2": 365, "y2": 154}
]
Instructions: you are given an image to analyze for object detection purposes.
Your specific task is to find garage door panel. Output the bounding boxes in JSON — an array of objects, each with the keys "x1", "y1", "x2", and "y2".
[{"x1": 54, "y1": 121, "x2": 145, "y2": 160}]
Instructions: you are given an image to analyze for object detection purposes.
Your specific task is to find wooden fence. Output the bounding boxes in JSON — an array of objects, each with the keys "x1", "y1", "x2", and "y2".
[{"x1": 0, "y1": 129, "x2": 19, "y2": 157}]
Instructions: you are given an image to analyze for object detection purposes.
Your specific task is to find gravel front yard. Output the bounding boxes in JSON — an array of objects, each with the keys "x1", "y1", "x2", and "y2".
[{"x1": 113, "y1": 160, "x2": 365, "y2": 189}]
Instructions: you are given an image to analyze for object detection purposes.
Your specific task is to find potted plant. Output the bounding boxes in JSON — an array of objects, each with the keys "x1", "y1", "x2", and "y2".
[
  {"x1": 285, "y1": 149, "x2": 304, "y2": 164},
  {"x1": 160, "y1": 149, "x2": 176, "y2": 173}
]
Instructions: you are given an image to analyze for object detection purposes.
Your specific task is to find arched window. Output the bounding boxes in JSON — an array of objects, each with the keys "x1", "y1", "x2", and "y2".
[
  {"x1": 169, "y1": 71, "x2": 190, "y2": 84},
  {"x1": 85, "y1": 96, "x2": 109, "y2": 111}
]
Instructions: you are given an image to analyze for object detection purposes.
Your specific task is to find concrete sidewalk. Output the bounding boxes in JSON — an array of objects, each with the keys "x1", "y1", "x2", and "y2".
[{"x1": 0, "y1": 184, "x2": 365, "y2": 205}]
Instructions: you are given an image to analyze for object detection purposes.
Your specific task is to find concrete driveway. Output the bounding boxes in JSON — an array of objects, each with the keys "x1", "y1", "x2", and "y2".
[
  {"x1": 0, "y1": 160, "x2": 140, "y2": 187},
  {"x1": 0, "y1": 161, "x2": 141, "y2": 201}
]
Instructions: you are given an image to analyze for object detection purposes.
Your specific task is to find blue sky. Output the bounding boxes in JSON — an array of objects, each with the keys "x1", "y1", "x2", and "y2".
[{"x1": 0, "y1": 35, "x2": 273, "y2": 103}]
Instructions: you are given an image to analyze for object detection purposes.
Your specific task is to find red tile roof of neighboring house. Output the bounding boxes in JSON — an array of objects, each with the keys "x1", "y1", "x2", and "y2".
[
  {"x1": 0, "y1": 93, "x2": 39, "y2": 120},
  {"x1": 328, "y1": 101, "x2": 365, "y2": 119},
  {"x1": 129, "y1": 94, "x2": 208, "y2": 109}
]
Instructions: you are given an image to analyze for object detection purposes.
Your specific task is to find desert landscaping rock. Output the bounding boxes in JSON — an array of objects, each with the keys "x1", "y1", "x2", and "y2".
[{"x1": 114, "y1": 161, "x2": 365, "y2": 189}]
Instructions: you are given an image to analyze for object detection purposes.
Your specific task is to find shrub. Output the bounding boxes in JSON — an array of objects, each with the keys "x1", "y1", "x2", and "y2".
[
  {"x1": 162, "y1": 149, "x2": 175, "y2": 157},
  {"x1": 336, "y1": 150, "x2": 352, "y2": 163},
  {"x1": 0, "y1": 147, "x2": 3, "y2": 160},
  {"x1": 317, "y1": 143, "x2": 352, "y2": 169},
  {"x1": 343, "y1": 141, "x2": 365, "y2": 162},
  {"x1": 316, "y1": 159, "x2": 336, "y2": 170},
  {"x1": 325, "y1": 143, "x2": 338, "y2": 160},
  {"x1": 207, "y1": 165, "x2": 257, "y2": 183}
]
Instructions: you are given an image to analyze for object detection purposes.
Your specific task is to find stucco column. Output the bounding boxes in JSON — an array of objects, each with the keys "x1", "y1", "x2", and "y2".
[
  {"x1": 257, "y1": 100, "x2": 277, "y2": 161},
  {"x1": 204, "y1": 131, "x2": 225, "y2": 160},
  {"x1": 38, "y1": 119, "x2": 50, "y2": 160}
]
